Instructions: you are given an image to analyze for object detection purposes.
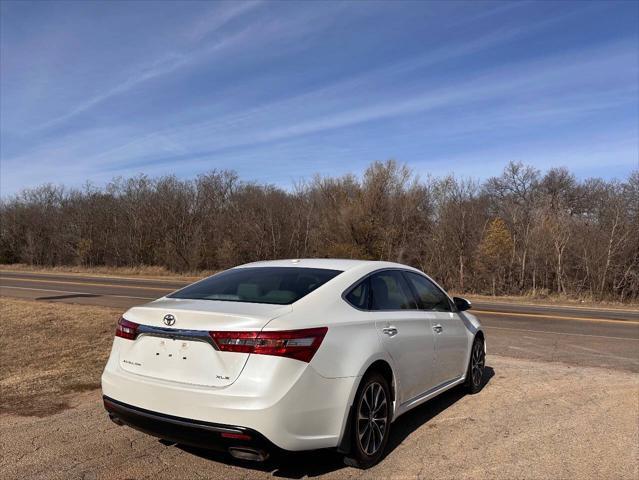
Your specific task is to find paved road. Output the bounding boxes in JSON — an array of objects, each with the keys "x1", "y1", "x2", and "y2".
[{"x1": 2, "y1": 270, "x2": 638, "y2": 371}]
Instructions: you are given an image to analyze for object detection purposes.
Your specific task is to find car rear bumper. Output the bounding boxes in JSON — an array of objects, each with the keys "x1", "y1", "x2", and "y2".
[
  {"x1": 101, "y1": 348, "x2": 359, "y2": 451},
  {"x1": 103, "y1": 396, "x2": 276, "y2": 459}
]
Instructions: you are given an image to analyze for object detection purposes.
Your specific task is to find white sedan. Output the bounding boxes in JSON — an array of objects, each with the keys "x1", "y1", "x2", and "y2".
[{"x1": 102, "y1": 259, "x2": 486, "y2": 468}]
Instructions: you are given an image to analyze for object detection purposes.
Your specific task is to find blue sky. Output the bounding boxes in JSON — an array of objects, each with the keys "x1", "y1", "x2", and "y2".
[{"x1": 1, "y1": 0, "x2": 638, "y2": 196}]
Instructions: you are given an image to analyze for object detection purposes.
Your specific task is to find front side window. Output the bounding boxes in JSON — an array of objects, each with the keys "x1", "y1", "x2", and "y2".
[
  {"x1": 169, "y1": 267, "x2": 342, "y2": 305},
  {"x1": 369, "y1": 270, "x2": 417, "y2": 311},
  {"x1": 403, "y1": 272, "x2": 451, "y2": 312}
]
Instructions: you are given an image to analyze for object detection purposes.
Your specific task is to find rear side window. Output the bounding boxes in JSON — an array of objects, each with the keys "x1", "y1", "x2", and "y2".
[
  {"x1": 369, "y1": 271, "x2": 417, "y2": 311},
  {"x1": 169, "y1": 267, "x2": 342, "y2": 305},
  {"x1": 345, "y1": 277, "x2": 370, "y2": 309},
  {"x1": 403, "y1": 272, "x2": 451, "y2": 312}
]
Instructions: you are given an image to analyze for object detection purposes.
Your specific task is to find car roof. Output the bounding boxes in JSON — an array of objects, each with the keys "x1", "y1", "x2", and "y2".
[{"x1": 235, "y1": 258, "x2": 414, "y2": 272}]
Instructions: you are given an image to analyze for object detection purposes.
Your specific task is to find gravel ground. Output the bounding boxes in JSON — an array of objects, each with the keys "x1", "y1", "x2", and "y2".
[{"x1": 1, "y1": 355, "x2": 637, "y2": 480}]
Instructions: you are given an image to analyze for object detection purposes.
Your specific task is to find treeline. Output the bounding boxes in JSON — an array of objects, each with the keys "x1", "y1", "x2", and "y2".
[{"x1": 1, "y1": 161, "x2": 638, "y2": 301}]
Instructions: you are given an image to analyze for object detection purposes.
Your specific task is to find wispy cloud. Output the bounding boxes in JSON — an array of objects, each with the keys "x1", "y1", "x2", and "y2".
[
  {"x1": 1, "y1": 1, "x2": 637, "y2": 195},
  {"x1": 6, "y1": 38, "x2": 634, "y2": 183},
  {"x1": 32, "y1": 1, "x2": 265, "y2": 131},
  {"x1": 101, "y1": 6, "x2": 621, "y2": 156},
  {"x1": 187, "y1": 0, "x2": 263, "y2": 42},
  {"x1": 84, "y1": 39, "x2": 636, "y2": 167}
]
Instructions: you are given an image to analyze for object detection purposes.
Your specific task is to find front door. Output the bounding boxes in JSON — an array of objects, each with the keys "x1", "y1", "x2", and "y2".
[{"x1": 403, "y1": 271, "x2": 468, "y2": 387}]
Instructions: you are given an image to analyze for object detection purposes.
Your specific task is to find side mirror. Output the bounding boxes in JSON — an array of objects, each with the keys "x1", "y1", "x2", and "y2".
[{"x1": 453, "y1": 296, "x2": 471, "y2": 312}]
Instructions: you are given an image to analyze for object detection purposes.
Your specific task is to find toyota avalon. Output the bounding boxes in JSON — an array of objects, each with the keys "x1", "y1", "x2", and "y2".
[{"x1": 101, "y1": 259, "x2": 486, "y2": 468}]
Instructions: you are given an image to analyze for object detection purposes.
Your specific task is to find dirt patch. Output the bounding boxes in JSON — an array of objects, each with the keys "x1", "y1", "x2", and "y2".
[
  {"x1": 1, "y1": 356, "x2": 637, "y2": 480},
  {"x1": 0, "y1": 298, "x2": 120, "y2": 416}
]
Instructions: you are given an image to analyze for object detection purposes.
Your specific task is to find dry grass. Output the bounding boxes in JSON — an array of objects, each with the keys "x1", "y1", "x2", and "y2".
[
  {"x1": 0, "y1": 263, "x2": 212, "y2": 281},
  {"x1": 0, "y1": 297, "x2": 121, "y2": 417},
  {"x1": 460, "y1": 292, "x2": 639, "y2": 310}
]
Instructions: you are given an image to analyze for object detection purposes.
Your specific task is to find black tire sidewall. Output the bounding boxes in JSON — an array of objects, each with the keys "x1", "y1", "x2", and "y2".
[{"x1": 466, "y1": 336, "x2": 485, "y2": 394}]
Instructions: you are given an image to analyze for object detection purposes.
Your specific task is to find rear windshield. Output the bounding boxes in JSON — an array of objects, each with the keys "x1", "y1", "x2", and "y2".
[{"x1": 168, "y1": 267, "x2": 342, "y2": 305}]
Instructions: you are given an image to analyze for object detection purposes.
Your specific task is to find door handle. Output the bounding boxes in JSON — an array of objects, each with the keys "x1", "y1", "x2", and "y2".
[
  {"x1": 433, "y1": 324, "x2": 443, "y2": 333},
  {"x1": 382, "y1": 326, "x2": 398, "y2": 337}
]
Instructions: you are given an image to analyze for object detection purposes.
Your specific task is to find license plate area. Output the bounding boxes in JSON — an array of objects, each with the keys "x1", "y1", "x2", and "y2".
[{"x1": 119, "y1": 335, "x2": 248, "y2": 387}]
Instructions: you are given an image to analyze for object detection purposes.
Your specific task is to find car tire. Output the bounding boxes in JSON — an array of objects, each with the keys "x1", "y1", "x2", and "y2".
[
  {"x1": 465, "y1": 335, "x2": 486, "y2": 394},
  {"x1": 344, "y1": 371, "x2": 392, "y2": 469}
]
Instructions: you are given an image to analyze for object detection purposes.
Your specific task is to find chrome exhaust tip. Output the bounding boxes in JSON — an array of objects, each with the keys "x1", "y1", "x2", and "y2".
[{"x1": 228, "y1": 447, "x2": 269, "y2": 462}]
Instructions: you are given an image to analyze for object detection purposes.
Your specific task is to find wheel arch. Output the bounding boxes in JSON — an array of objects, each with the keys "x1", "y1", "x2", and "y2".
[
  {"x1": 475, "y1": 329, "x2": 486, "y2": 354},
  {"x1": 365, "y1": 359, "x2": 396, "y2": 405}
]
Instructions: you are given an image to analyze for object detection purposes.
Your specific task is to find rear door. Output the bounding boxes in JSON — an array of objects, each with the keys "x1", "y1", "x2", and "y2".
[
  {"x1": 366, "y1": 270, "x2": 436, "y2": 404},
  {"x1": 403, "y1": 272, "x2": 468, "y2": 386}
]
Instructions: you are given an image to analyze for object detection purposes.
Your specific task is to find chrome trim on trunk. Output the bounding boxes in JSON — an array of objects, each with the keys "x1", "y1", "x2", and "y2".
[{"x1": 136, "y1": 324, "x2": 219, "y2": 349}]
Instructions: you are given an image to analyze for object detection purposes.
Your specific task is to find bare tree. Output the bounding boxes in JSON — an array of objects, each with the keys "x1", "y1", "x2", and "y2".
[{"x1": 1, "y1": 162, "x2": 636, "y2": 302}]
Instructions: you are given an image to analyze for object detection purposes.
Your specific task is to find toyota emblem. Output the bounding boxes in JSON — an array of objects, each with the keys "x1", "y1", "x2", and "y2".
[{"x1": 163, "y1": 314, "x2": 176, "y2": 326}]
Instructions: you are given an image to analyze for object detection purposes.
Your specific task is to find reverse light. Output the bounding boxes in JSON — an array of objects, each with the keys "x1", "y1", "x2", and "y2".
[
  {"x1": 115, "y1": 317, "x2": 139, "y2": 340},
  {"x1": 209, "y1": 327, "x2": 328, "y2": 363}
]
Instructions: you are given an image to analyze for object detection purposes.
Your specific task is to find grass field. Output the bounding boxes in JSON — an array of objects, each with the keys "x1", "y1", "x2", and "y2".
[
  {"x1": 0, "y1": 298, "x2": 120, "y2": 416},
  {"x1": 461, "y1": 292, "x2": 639, "y2": 310},
  {"x1": 0, "y1": 263, "x2": 210, "y2": 281}
]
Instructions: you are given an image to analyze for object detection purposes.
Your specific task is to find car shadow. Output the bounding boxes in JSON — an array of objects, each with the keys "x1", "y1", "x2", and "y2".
[
  {"x1": 382, "y1": 366, "x2": 495, "y2": 459},
  {"x1": 178, "y1": 445, "x2": 345, "y2": 479},
  {"x1": 178, "y1": 366, "x2": 495, "y2": 479}
]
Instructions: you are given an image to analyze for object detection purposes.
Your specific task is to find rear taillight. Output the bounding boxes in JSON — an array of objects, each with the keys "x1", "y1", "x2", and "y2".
[
  {"x1": 115, "y1": 317, "x2": 139, "y2": 340},
  {"x1": 209, "y1": 327, "x2": 328, "y2": 363}
]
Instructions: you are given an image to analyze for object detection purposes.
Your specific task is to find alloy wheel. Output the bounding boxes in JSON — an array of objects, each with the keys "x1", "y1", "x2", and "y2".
[
  {"x1": 471, "y1": 340, "x2": 485, "y2": 387},
  {"x1": 357, "y1": 381, "x2": 388, "y2": 456}
]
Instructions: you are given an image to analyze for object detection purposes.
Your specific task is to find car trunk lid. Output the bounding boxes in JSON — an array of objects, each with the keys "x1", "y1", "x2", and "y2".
[{"x1": 117, "y1": 298, "x2": 291, "y2": 387}]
